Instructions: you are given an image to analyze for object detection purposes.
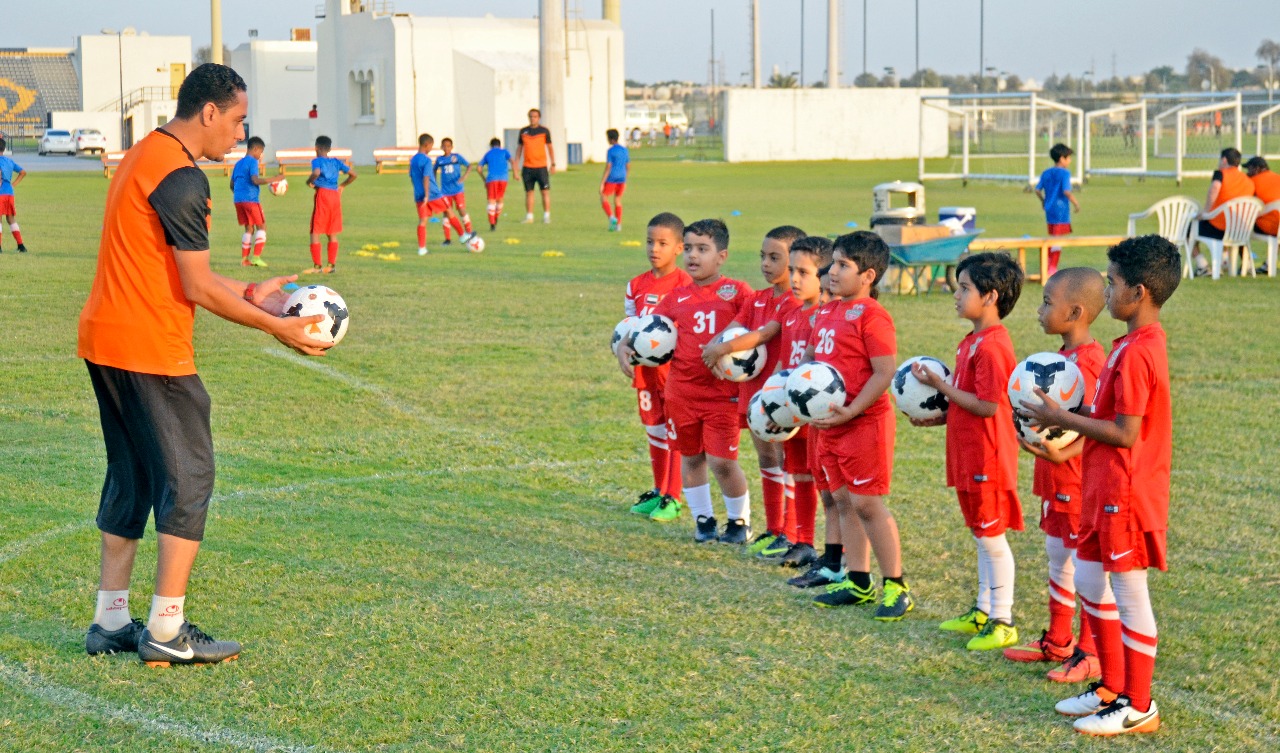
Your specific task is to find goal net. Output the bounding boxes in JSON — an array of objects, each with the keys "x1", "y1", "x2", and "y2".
[{"x1": 1087, "y1": 93, "x2": 1241, "y2": 184}]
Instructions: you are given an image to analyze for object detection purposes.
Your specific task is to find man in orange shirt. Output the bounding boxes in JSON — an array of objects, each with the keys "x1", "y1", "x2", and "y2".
[
  {"x1": 1246, "y1": 156, "x2": 1280, "y2": 234},
  {"x1": 515, "y1": 108, "x2": 556, "y2": 224},
  {"x1": 1191, "y1": 148, "x2": 1254, "y2": 276},
  {"x1": 78, "y1": 64, "x2": 329, "y2": 666}
]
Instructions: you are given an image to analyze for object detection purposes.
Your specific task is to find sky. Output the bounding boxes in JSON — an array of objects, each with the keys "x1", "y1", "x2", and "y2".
[{"x1": 5, "y1": 1, "x2": 1277, "y2": 87}]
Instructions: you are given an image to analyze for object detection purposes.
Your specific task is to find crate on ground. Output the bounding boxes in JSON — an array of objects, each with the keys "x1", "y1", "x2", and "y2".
[{"x1": 275, "y1": 147, "x2": 352, "y2": 175}]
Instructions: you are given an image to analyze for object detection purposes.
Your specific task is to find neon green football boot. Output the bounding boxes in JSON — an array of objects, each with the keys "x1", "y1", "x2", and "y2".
[
  {"x1": 649, "y1": 495, "x2": 682, "y2": 522},
  {"x1": 629, "y1": 489, "x2": 662, "y2": 516},
  {"x1": 966, "y1": 619, "x2": 1019, "y2": 651},
  {"x1": 745, "y1": 531, "x2": 778, "y2": 556},
  {"x1": 939, "y1": 605, "x2": 989, "y2": 634}
]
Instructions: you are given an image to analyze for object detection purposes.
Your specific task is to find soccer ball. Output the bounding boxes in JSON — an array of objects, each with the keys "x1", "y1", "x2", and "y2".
[
  {"x1": 785, "y1": 362, "x2": 847, "y2": 422},
  {"x1": 282, "y1": 285, "x2": 349, "y2": 345},
  {"x1": 758, "y1": 369, "x2": 801, "y2": 427},
  {"x1": 714, "y1": 325, "x2": 766, "y2": 382},
  {"x1": 611, "y1": 316, "x2": 641, "y2": 357},
  {"x1": 892, "y1": 356, "x2": 951, "y2": 421},
  {"x1": 465, "y1": 234, "x2": 485, "y2": 253},
  {"x1": 627, "y1": 314, "x2": 677, "y2": 367},
  {"x1": 1008, "y1": 352, "x2": 1084, "y2": 450},
  {"x1": 747, "y1": 391, "x2": 799, "y2": 443},
  {"x1": 1013, "y1": 412, "x2": 1079, "y2": 452},
  {"x1": 269, "y1": 178, "x2": 288, "y2": 196}
]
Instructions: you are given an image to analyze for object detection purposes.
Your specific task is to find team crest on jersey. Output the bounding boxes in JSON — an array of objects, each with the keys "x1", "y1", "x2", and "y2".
[
  {"x1": 1108, "y1": 342, "x2": 1128, "y2": 368},
  {"x1": 645, "y1": 294, "x2": 659, "y2": 304},
  {"x1": 717, "y1": 284, "x2": 737, "y2": 301},
  {"x1": 1067, "y1": 352, "x2": 1078, "y2": 363},
  {"x1": 846, "y1": 303, "x2": 865, "y2": 320},
  {"x1": 809, "y1": 314, "x2": 817, "y2": 325},
  {"x1": 968, "y1": 337, "x2": 983, "y2": 358}
]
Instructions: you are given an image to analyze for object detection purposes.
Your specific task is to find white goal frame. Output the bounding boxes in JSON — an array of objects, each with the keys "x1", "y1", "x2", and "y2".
[{"x1": 1085, "y1": 93, "x2": 1243, "y2": 185}]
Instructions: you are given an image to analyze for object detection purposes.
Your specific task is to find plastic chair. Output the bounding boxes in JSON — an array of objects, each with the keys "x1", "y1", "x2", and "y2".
[
  {"x1": 1193, "y1": 196, "x2": 1264, "y2": 280},
  {"x1": 1127, "y1": 196, "x2": 1200, "y2": 278},
  {"x1": 1249, "y1": 199, "x2": 1280, "y2": 278}
]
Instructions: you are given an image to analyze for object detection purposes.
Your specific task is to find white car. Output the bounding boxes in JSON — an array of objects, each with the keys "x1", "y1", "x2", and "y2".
[
  {"x1": 73, "y1": 128, "x2": 108, "y2": 154},
  {"x1": 38, "y1": 129, "x2": 75, "y2": 156}
]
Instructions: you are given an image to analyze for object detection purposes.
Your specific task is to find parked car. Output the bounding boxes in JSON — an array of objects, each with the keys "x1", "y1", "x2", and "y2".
[
  {"x1": 73, "y1": 128, "x2": 108, "y2": 154},
  {"x1": 38, "y1": 129, "x2": 75, "y2": 156}
]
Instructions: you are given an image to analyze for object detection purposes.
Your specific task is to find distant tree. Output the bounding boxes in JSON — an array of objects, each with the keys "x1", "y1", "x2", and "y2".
[
  {"x1": 1257, "y1": 39, "x2": 1280, "y2": 92},
  {"x1": 195, "y1": 45, "x2": 233, "y2": 66},
  {"x1": 1186, "y1": 48, "x2": 1230, "y2": 91},
  {"x1": 903, "y1": 68, "x2": 942, "y2": 88},
  {"x1": 853, "y1": 72, "x2": 879, "y2": 87},
  {"x1": 1004, "y1": 73, "x2": 1023, "y2": 92},
  {"x1": 767, "y1": 71, "x2": 799, "y2": 88},
  {"x1": 809, "y1": 80, "x2": 827, "y2": 88},
  {"x1": 878, "y1": 74, "x2": 897, "y2": 88}
]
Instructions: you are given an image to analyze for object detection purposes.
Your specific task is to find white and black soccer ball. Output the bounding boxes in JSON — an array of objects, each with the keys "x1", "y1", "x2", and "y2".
[
  {"x1": 627, "y1": 314, "x2": 677, "y2": 367},
  {"x1": 269, "y1": 178, "x2": 288, "y2": 196},
  {"x1": 785, "y1": 362, "x2": 847, "y2": 422},
  {"x1": 611, "y1": 316, "x2": 641, "y2": 357},
  {"x1": 281, "y1": 285, "x2": 349, "y2": 346},
  {"x1": 892, "y1": 355, "x2": 951, "y2": 421},
  {"x1": 714, "y1": 325, "x2": 766, "y2": 382},
  {"x1": 1007, "y1": 352, "x2": 1084, "y2": 414},
  {"x1": 1013, "y1": 412, "x2": 1080, "y2": 452},
  {"x1": 747, "y1": 391, "x2": 799, "y2": 443},
  {"x1": 758, "y1": 369, "x2": 801, "y2": 427},
  {"x1": 465, "y1": 233, "x2": 485, "y2": 253}
]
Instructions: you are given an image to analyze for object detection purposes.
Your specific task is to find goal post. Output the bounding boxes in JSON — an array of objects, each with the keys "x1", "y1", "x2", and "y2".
[
  {"x1": 1085, "y1": 92, "x2": 1243, "y2": 185},
  {"x1": 1253, "y1": 102, "x2": 1280, "y2": 160}
]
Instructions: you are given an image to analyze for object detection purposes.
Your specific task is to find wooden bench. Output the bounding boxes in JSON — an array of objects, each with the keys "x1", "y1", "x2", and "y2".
[
  {"x1": 275, "y1": 147, "x2": 352, "y2": 176},
  {"x1": 969, "y1": 235, "x2": 1127, "y2": 283},
  {"x1": 374, "y1": 147, "x2": 444, "y2": 174},
  {"x1": 101, "y1": 151, "x2": 126, "y2": 178},
  {"x1": 104, "y1": 148, "x2": 248, "y2": 178}
]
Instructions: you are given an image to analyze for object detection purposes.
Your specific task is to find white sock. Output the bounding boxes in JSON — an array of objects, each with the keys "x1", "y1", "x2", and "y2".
[
  {"x1": 241, "y1": 231, "x2": 251, "y2": 250},
  {"x1": 685, "y1": 483, "x2": 714, "y2": 520},
  {"x1": 724, "y1": 492, "x2": 750, "y2": 523},
  {"x1": 147, "y1": 595, "x2": 186, "y2": 642},
  {"x1": 525, "y1": 213, "x2": 533, "y2": 220},
  {"x1": 977, "y1": 533, "x2": 1015, "y2": 622},
  {"x1": 1045, "y1": 535, "x2": 1076, "y2": 608},
  {"x1": 1111, "y1": 569, "x2": 1158, "y2": 650},
  {"x1": 9, "y1": 221, "x2": 18, "y2": 233},
  {"x1": 94, "y1": 590, "x2": 132, "y2": 631},
  {"x1": 974, "y1": 535, "x2": 992, "y2": 615},
  {"x1": 253, "y1": 229, "x2": 267, "y2": 246}
]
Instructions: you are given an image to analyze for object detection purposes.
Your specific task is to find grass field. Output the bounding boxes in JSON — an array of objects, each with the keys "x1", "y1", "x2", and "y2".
[{"x1": 1, "y1": 158, "x2": 1278, "y2": 752}]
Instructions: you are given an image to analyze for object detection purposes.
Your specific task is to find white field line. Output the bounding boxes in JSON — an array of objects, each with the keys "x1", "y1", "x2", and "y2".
[
  {"x1": 0, "y1": 521, "x2": 93, "y2": 566},
  {"x1": 0, "y1": 658, "x2": 341, "y2": 753}
]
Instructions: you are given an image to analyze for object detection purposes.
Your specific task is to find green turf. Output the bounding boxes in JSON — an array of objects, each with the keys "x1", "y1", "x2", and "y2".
[{"x1": 1, "y1": 158, "x2": 1277, "y2": 752}]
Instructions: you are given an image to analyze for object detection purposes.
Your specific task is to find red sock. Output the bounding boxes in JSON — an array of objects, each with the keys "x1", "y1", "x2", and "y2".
[
  {"x1": 1048, "y1": 249, "x2": 1061, "y2": 277},
  {"x1": 309, "y1": 242, "x2": 321, "y2": 266},
  {"x1": 602, "y1": 200, "x2": 614, "y2": 219},
  {"x1": 663, "y1": 449, "x2": 683, "y2": 498},
  {"x1": 1076, "y1": 612, "x2": 1097, "y2": 655},
  {"x1": 327, "y1": 241, "x2": 338, "y2": 265},
  {"x1": 1121, "y1": 627, "x2": 1158, "y2": 712},
  {"x1": 12, "y1": 230, "x2": 23, "y2": 245},
  {"x1": 463, "y1": 216, "x2": 473, "y2": 234},
  {"x1": 417, "y1": 225, "x2": 427, "y2": 247},
  {"x1": 793, "y1": 479, "x2": 818, "y2": 545},
  {"x1": 760, "y1": 467, "x2": 785, "y2": 534},
  {"x1": 1082, "y1": 597, "x2": 1124, "y2": 695},
  {"x1": 450, "y1": 217, "x2": 464, "y2": 236},
  {"x1": 615, "y1": 205, "x2": 623, "y2": 223},
  {"x1": 1047, "y1": 579, "x2": 1077, "y2": 647},
  {"x1": 782, "y1": 483, "x2": 797, "y2": 541},
  {"x1": 443, "y1": 223, "x2": 452, "y2": 241},
  {"x1": 253, "y1": 238, "x2": 265, "y2": 256}
]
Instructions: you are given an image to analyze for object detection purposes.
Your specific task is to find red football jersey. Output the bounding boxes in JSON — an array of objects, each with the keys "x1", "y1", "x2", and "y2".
[
  {"x1": 946, "y1": 325, "x2": 1020, "y2": 493},
  {"x1": 1032, "y1": 340, "x2": 1106, "y2": 507},
  {"x1": 625, "y1": 267, "x2": 693, "y2": 391},
  {"x1": 737, "y1": 287, "x2": 801, "y2": 409},
  {"x1": 1081, "y1": 324, "x2": 1172, "y2": 533},
  {"x1": 651, "y1": 275, "x2": 754, "y2": 403},
  {"x1": 776, "y1": 301, "x2": 822, "y2": 372},
  {"x1": 811, "y1": 297, "x2": 896, "y2": 436}
]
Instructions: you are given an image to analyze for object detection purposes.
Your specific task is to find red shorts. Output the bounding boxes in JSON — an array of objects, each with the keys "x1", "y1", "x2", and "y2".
[
  {"x1": 808, "y1": 428, "x2": 827, "y2": 491},
  {"x1": 0, "y1": 195, "x2": 15, "y2": 215},
  {"x1": 445, "y1": 193, "x2": 467, "y2": 213},
  {"x1": 486, "y1": 181, "x2": 508, "y2": 201},
  {"x1": 666, "y1": 397, "x2": 740, "y2": 460},
  {"x1": 818, "y1": 412, "x2": 895, "y2": 496},
  {"x1": 1039, "y1": 499, "x2": 1082, "y2": 546},
  {"x1": 636, "y1": 387, "x2": 667, "y2": 426},
  {"x1": 602, "y1": 182, "x2": 626, "y2": 197},
  {"x1": 311, "y1": 188, "x2": 343, "y2": 235},
  {"x1": 782, "y1": 426, "x2": 811, "y2": 476},
  {"x1": 956, "y1": 488, "x2": 1024, "y2": 537},
  {"x1": 235, "y1": 202, "x2": 265, "y2": 227},
  {"x1": 1075, "y1": 527, "x2": 1167, "y2": 572},
  {"x1": 1047, "y1": 223, "x2": 1072, "y2": 236}
]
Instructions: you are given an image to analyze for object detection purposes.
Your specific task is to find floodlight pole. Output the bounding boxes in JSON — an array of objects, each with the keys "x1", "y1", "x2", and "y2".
[
  {"x1": 211, "y1": 0, "x2": 223, "y2": 64},
  {"x1": 914, "y1": 0, "x2": 920, "y2": 77},
  {"x1": 978, "y1": 0, "x2": 984, "y2": 93},
  {"x1": 862, "y1": 0, "x2": 867, "y2": 78}
]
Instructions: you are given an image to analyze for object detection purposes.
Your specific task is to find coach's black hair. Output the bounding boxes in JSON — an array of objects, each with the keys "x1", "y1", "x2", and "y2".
[
  {"x1": 315, "y1": 135, "x2": 333, "y2": 150},
  {"x1": 832, "y1": 231, "x2": 891, "y2": 300},
  {"x1": 1221, "y1": 147, "x2": 1242, "y2": 166},
  {"x1": 686, "y1": 218, "x2": 730, "y2": 251},
  {"x1": 246, "y1": 136, "x2": 265, "y2": 151},
  {"x1": 489, "y1": 137, "x2": 501, "y2": 147},
  {"x1": 606, "y1": 128, "x2": 620, "y2": 142},
  {"x1": 956, "y1": 251, "x2": 1024, "y2": 319},
  {"x1": 789, "y1": 235, "x2": 834, "y2": 269},
  {"x1": 648, "y1": 212, "x2": 685, "y2": 238},
  {"x1": 765, "y1": 225, "x2": 807, "y2": 249},
  {"x1": 1049, "y1": 143, "x2": 1073, "y2": 163},
  {"x1": 418, "y1": 133, "x2": 433, "y2": 147},
  {"x1": 175, "y1": 63, "x2": 246, "y2": 120},
  {"x1": 1107, "y1": 235, "x2": 1182, "y2": 307}
]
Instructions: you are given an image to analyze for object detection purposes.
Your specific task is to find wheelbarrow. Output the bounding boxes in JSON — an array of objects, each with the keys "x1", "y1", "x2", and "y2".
[{"x1": 884, "y1": 230, "x2": 984, "y2": 295}]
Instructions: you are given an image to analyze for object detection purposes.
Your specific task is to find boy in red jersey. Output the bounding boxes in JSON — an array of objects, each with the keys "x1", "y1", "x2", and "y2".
[
  {"x1": 621, "y1": 219, "x2": 755, "y2": 544},
  {"x1": 796, "y1": 232, "x2": 913, "y2": 619},
  {"x1": 1021, "y1": 236, "x2": 1180, "y2": 736},
  {"x1": 618, "y1": 212, "x2": 692, "y2": 521},
  {"x1": 1002, "y1": 268, "x2": 1107, "y2": 683},
  {"x1": 913, "y1": 252, "x2": 1024, "y2": 648},
  {"x1": 701, "y1": 226, "x2": 805, "y2": 559}
]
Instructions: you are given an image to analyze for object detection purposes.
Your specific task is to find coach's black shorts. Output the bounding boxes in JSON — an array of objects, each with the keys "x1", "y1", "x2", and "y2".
[
  {"x1": 86, "y1": 361, "x2": 215, "y2": 542},
  {"x1": 1197, "y1": 219, "x2": 1225, "y2": 240},
  {"x1": 522, "y1": 166, "x2": 550, "y2": 192}
]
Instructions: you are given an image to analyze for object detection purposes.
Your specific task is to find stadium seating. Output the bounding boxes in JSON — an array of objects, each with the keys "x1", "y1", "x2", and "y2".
[{"x1": 0, "y1": 51, "x2": 81, "y2": 137}]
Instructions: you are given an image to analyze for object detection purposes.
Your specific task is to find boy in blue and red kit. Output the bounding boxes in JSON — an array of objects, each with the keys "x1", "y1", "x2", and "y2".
[
  {"x1": 1022, "y1": 236, "x2": 1181, "y2": 736},
  {"x1": 618, "y1": 212, "x2": 692, "y2": 521},
  {"x1": 410, "y1": 133, "x2": 465, "y2": 256},
  {"x1": 434, "y1": 138, "x2": 473, "y2": 244},
  {"x1": 305, "y1": 135, "x2": 356, "y2": 274},
  {"x1": 478, "y1": 137, "x2": 515, "y2": 231},
  {"x1": 1035, "y1": 143, "x2": 1081, "y2": 278},
  {"x1": 600, "y1": 128, "x2": 630, "y2": 232},
  {"x1": 620, "y1": 219, "x2": 755, "y2": 544},
  {"x1": 230, "y1": 136, "x2": 279, "y2": 267},
  {"x1": 913, "y1": 252, "x2": 1025, "y2": 649},
  {"x1": 0, "y1": 138, "x2": 28, "y2": 252}
]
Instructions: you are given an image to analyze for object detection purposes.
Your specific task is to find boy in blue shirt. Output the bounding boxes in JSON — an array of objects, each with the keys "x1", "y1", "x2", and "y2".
[
  {"x1": 0, "y1": 138, "x2": 28, "y2": 252},
  {"x1": 1035, "y1": 143, "x2": 1081, "y2": 278},
  {"x1": 600, "y1": 128, "x2": 630, "y2": 232},
  {"x1": 230, "y1": 136, "x2": 279, "y2": 267},
  {"x1": 478, "y1": 137, "x2": 515, "y2": 231},
  {"x1": 410, "y1": 133, "x2": 466, "y2": 256},
  {"x1": 434, "y1": 138, "x2": 473, "y2": 244},
  {"x1": 305, "y1": 135, "x2": 356, "y2": 274}
]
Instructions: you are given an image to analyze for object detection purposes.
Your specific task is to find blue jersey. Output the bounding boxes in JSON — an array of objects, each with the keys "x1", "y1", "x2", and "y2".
[
  {"x1": 311, "y1": 156, "x2": 349, "y2": 190},
  {"x1": 1036, "y1": 165, "x2": 1073, "y2": 225},
  {"x1": 480, "y1": 147, "x2": 511, "y2": 183},
  {"x1": 230, "y1": 155, "x2": 261, "y2": 203},
  {"x1": 409, "y1": 152, "x2": 442, "y2": 203},
  {"x1": 605, "y1": 144, "x2": 629, "y2": 183},
  {"x1": 435, "y1": 153, "x2": 469, "y2": 196},
  {"x1": 0, "y1": 156, "x2": 23, "y2": 196}
]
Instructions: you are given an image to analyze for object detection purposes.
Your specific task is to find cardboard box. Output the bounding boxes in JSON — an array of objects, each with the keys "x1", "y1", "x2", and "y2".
[{"x1": 873, "y1": 224, "x2": 953, "y2": 246}]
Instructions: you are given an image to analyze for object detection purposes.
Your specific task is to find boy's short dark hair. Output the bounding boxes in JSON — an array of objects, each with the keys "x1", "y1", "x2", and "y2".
[
  {"x1": 418, "y1": 133, "x2": 433, "y2": 147},
  {"x1": 1050, "y1": 143, "x2": 1073, "y2": 163},
  {"x1": 1221, "y1": 147, "x2": 1242, "y2": 166},
  {"x1": 175, "y1": 63, "x2": 246, "y2": 120},
  {"x1": 1245, "y1": 155, "x2": 1269, "y2": 173},
  {"x1": 315, "y1": 135, "x2": 333, "y2": 150},
  {"x1": 246, "y1": 136, "x2": 265, "y2": 151},
  {"x1": 489, "y1": 137, "x2": 500, "y2": 147},
  {"x1": 765, "y1": 225, "x2": 807, "y2": 249},
  {"x1": 686, "y1": 218, "x2": 729, "y2": 251},
  {"x1": 833, "y1": 231, "x2": 891, "y2": 299},
  {"x1": 956, "y1": 251, "x2": 1024, "y2": 319},
  {"x1": 0, "y1": 138, "x2": 6, "y2": 153},
  {"x1": 790, "y1": 235, "x2": 834, "y2": 269},
  {"x1": 1107, "y1": 235, "x2": 1181, "y2": 307},
  {"x1": 441, "y1": 137, "x2": 453, "y2": 146},
  {"x1": 529, "y1": 108, "x2": 541, "y2": 116},
  {"x1": 606, "y1": 128, "x2": 619, "y2": 142},
  {"x1": 648, "y1": 212, "x2": 684, "y2": 237}
]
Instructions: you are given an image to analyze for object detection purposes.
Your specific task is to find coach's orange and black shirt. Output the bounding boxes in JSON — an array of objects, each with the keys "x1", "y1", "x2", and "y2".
[
  {"x1": 519, "y1": 125, "x2": 552, "y2": 168},
  {"x1": 78, "y1": 129, "x2": 212, "y2": 376}
]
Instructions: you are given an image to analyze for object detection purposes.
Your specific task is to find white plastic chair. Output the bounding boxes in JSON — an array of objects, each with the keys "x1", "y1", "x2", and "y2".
[
  {"x1": 1249, "y1": 199, "x2": 1280, "y2": 278},
  {"x1": 1193, "y1": 196, "x2": 1264, "y2": 280},
  {"x1": 1127, "y1": 196, "x2": 1200, "y2": 278}
]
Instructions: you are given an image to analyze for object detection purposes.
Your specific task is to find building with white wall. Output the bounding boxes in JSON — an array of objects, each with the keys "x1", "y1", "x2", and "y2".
[{"x1": 227, "y1": 40, "x2": 319, "y2": 150}]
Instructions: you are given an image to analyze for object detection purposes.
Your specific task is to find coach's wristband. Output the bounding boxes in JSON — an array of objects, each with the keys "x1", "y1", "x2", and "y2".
[{"x1": 243, "y1": 283, "x2": 257, "y2": 302}]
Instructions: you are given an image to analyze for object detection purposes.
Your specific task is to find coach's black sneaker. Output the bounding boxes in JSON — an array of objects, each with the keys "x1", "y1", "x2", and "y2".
[
  {"x1": 780, "y1": 542, "x2": 818, "y2": 568},
  {"x1": 137, "y1": 622, "x2": 241, "y2": 667},
  {"x1": 86, "y1": 619, "x2": 145, "y2": 655},
  {"x1": 718, "y1": 518, "x2": 751, "y2": 545},
  {"x1": 694, "y1": 515, "x2": 719, "y2": 543},
  {"x1": 787, "y1": 563, "x2": 846, "y2": 589}
]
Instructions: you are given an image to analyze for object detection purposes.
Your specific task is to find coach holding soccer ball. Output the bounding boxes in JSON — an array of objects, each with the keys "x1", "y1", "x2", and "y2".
[{"x1": 77, "y1": 64, "x2": 331, "y2": 667}]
